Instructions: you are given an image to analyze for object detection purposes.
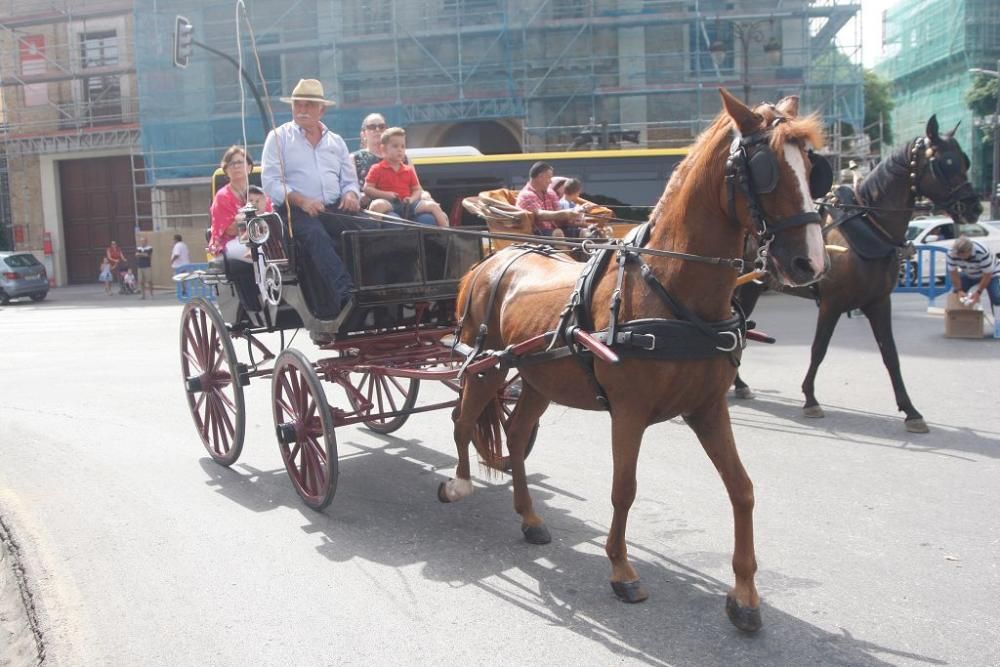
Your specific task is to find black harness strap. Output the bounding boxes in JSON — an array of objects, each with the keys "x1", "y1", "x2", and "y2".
[{"x1": 457, "y1": 246, "x2": 547, "y2": 378}]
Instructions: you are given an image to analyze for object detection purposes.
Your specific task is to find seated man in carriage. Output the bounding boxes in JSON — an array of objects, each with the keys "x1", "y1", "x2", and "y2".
[
  {"x1": 261, "y1": 78, "x2": 364, "y2": 324},
  {"x1": 515, "y1": 161, "x2": 591, "y2": 237}
]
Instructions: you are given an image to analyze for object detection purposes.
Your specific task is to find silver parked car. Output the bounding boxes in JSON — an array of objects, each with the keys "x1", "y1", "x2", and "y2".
[{"x1": 0, "y1": 251, "x2": 48, "y2": 304}]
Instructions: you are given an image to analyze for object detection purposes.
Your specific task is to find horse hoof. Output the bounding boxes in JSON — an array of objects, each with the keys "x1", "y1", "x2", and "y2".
[
  {"x1": 726, "y1": 593, "x2": 762, "y2": 633},
  {"x1": 734, "y1": 386, "x2": 755, "y2": 400},
  {"x1": 437, "y1": 481, "x2": 451, "y2": 503},
  {"x1": 905, "y1": 418, "x2": 929, "y2": 434},
  {"x1": 521, "y1": 523, "x2": 551, "y2": 545},
  {"x1": 611, "y1": 579, "x2": 649, "y2": 603},
  {"x1": 803, "y1": 405, "x2": 825, "y2": 418}
]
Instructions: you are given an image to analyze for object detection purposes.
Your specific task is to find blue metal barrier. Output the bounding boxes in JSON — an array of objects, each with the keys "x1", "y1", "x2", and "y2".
[
  {"x1": 895, "y1": 245, "x2": 951, "y2": 305},
  {"x1": 174, "y1": 263, "x2": 216, "y2": 303}
]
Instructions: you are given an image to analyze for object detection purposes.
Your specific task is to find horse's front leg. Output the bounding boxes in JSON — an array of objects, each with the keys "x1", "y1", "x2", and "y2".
[
  {"x1": 440, "y1": 368, "x2": 506, "y2": 503},
  {"x1": 685, "y1": 398, "x2": 761, "y2": 633},
  {"x1": 606, "y1": 417, "x2": 649, "y2": 603},
  {"x1": 802, "y1": 303, "x2": 843, "y2": 417},
  {"x1": 861, "y1": 296, "x2": 928, "y2": 433},
  {"x1": 503, "y1": 380, "x2": 551, "y2": 544}
]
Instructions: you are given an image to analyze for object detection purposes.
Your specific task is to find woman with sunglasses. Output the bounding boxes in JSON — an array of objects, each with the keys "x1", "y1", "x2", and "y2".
[{"x1": 351, "y1": 113, "x2": 389, "y2": 189}]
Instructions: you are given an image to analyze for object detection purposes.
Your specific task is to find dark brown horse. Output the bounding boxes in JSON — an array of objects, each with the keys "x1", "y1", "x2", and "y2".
[
  {"x1": 733, "y1": 116, "x2": 982, "y2": 433},
  {"x1": 443, "y1": 90, "x2": 829, "y2": 632}
]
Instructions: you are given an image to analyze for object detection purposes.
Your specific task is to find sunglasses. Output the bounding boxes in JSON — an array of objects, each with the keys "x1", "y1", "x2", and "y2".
[{"x1": 364, "y1": 123, "x2": 387, "y2": 131}]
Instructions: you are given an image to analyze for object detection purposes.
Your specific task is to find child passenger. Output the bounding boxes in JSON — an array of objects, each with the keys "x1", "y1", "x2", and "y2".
[{"x1": 364, "y1": 127, "x2": 449, "y2": 227}]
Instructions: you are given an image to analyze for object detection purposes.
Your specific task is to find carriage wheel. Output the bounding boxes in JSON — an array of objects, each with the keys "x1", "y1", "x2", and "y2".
[
  {"x1": 180, "y1": 298, "x2": 246, "y2": 466},
  {"x1": 346, "y1": 371, "x2": 420, "y2": 435},
  {"x1": 478, "y1": 372, "x2": 538, "y2": 472},
  {"x1": 272, "y1": 349, "x2": 339, "y2": 511}
]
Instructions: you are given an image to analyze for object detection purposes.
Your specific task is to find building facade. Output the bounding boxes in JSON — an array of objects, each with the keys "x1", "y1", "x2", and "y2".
[
  {"x1": 876, "y1": 0, "x2": 1000, "y2": 198},
  {"x1": 0, "y1": 0, "x2": 147, "y2": 284},
  {"x1": 2, "y1": 0, "x2": 863, "y2": 284}
]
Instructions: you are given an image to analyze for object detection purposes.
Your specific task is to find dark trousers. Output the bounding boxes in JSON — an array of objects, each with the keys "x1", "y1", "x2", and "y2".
[{"x1": 287, "y1": 205, "x2": 356, "y2": 317}]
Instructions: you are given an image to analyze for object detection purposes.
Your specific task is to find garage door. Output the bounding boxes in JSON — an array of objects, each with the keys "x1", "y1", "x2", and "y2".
[{"x1": 61, "y1": 156, "x2": 147, "y2": 284}]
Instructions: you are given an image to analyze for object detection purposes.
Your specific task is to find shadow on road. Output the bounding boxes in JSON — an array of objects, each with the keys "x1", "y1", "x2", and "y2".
[
  {"x1": 729, "y1": 391, "x2": 1000, "y2": 460},
  {"x1": 197, "y1": 434, "x2": 943, "y2": 667}
]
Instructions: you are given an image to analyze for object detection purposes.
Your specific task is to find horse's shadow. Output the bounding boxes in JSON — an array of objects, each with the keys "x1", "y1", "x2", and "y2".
[
  {"x1": 728, "y1": 391, "x2": 1000, "y2": 460},
  {"x1": 198, "y1": 433, "x2": 942, "y2": 667}
]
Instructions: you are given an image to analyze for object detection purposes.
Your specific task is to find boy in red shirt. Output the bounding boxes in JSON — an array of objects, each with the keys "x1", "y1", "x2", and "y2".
[{"x1": 364, "y1": 127, "x2": 449, "y2": 227}]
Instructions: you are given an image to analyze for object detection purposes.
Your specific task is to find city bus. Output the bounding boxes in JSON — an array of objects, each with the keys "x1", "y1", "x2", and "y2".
[{"x1": 408, "y1": 147, "x2": 689, "y2": 226}]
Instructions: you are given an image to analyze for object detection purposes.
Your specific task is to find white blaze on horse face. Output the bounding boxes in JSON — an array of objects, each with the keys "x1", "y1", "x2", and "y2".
[{"x1": 783, "y1": 143, "x2": 827, "y2": 272}]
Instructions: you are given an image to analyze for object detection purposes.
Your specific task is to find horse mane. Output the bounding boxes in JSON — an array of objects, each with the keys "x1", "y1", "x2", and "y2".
[
  {"x1": 767, "y1": 112, "x2": 826, "y2": 152},
  {"x1": 654, "y1": 112, "x2": 734, "y2": 222},
  {"x1": 856, "y1": 140, "x2": 911, "y2": 205},
  {"x1": 655, "y1": 108, "x2": 826, "y2": 226}
]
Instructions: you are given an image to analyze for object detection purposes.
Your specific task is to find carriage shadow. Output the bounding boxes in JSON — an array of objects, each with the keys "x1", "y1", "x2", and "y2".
[
  {"x1": 198, "y1": 434, "x2": 941, "y2": 667},
  {"x1": 728, "y1": 392, "x2": 1000, "y2": 460}
]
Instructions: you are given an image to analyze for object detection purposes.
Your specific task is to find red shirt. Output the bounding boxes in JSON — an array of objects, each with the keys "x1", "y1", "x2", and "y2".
[
  {"x1": 515, "y1": 184, "x2": 561, "y2": 233},
  {"x1": 365, "y1": 160, "x2": 420, "y2": 200},
  {"x1": 209, "y1": 184, "x2": 272, "y2": 253}
]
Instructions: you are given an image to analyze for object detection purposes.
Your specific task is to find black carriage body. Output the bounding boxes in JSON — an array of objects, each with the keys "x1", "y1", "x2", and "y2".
[{"x1": 212, "y1": 212, "x2": 484, "y2": 339}]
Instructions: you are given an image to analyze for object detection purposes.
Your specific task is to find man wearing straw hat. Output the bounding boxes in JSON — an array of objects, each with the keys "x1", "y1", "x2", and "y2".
[{"x1": 262, "y1": 78, "x2": 361, "y2": 321}]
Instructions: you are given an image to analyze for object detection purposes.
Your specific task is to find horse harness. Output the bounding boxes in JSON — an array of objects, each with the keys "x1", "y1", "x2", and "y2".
[{"x1": 455, "y1": 118, "x2": 833, "y2": 411}]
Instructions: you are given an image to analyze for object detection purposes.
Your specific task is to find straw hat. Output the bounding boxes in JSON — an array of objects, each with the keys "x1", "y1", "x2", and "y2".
[{"x1": 280, "y1": 79, "x2": 336, "y2": 106}]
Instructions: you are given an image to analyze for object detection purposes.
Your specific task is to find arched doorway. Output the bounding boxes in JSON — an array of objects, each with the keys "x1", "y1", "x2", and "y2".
[{"x1": 439, "y1": 121, "x2": 521, "y2": 154}]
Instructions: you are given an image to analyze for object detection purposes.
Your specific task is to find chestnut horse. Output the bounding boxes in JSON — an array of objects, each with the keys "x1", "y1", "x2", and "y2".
[
  {"x1": 732, "y1": 115, "x2": 982, "y2": 433},
  {"x1": 443, "y1": 90, "x2": 828, "y2": 632}
]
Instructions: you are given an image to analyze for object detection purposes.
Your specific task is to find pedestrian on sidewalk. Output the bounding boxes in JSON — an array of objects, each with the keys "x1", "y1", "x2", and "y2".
[{"x1": 135, "y1": 236, "x2": 154, "y2": 299}]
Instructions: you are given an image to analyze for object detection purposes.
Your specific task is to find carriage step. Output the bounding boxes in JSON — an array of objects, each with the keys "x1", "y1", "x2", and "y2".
[
  {"x1": 237, "y1": 363, "x2": 251, "y2": 387},
  {"x1": 275, "y1": 422, "x2": 297, "y2": 445}
]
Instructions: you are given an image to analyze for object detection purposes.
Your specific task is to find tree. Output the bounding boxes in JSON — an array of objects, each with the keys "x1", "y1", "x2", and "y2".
[
  {"x1": 966, "y1": 73, "x2": 998, "y2": 146},
  {"x1": 863, "y1": 69, "x2": 894, "y2": 153}
]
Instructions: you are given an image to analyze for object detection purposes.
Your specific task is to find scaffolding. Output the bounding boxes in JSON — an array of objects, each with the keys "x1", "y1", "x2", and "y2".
[
  {"x1": 132, "y1": 0, "x2": 863, "y2": 184},
  {"x1": 0, "y1": 0, "x2": 865, "y2": 246},
  {"x1": 876, "y1": 0, "x2": 1000, "y2": 194}
]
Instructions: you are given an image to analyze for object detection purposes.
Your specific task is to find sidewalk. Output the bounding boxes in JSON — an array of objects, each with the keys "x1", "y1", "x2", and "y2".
[{"x1": 2, "y1": 283, "x2": 183, "y2": 311}]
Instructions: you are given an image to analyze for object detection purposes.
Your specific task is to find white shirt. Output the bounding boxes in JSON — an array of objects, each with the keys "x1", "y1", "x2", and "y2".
[
  {"x1": 171, "y1": 241, "x2": 190, "y2": 269},
  {"x1": 261, "y1": 120, "x2": 361, "y2": 207}
]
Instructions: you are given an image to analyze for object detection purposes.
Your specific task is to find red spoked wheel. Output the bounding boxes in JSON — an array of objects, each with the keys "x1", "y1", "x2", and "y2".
[
  {"x1": 476, "y1": 372, "x2": 538, "y2": 472},
  {"x1": 272, "y1": 348, "x2": 339, "y2": 511},
  {"x1": 180, "y1": 298, "x2": 246, "y2": 466},
  {"x1": 346, "y1": 371, "x2": 419, "y2": 435}
]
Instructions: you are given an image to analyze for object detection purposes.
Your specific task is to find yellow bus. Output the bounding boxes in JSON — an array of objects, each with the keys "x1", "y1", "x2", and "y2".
[{"x1": 409, "y1": 147, "x2": 688, "y2": 226}]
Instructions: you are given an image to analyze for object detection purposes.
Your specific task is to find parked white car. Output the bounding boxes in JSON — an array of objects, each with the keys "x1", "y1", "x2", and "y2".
[{"x1": 900, "y1": 217, "x2": 1000, "y2": 285}]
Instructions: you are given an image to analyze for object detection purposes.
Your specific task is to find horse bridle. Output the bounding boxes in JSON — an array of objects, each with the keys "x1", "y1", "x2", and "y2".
[
  {"x1": 725, "y1": 117, "x2": 824, "y2": 247},
  {"x1": 906, "y1": 137, "x2": 977, "y2": 220}
]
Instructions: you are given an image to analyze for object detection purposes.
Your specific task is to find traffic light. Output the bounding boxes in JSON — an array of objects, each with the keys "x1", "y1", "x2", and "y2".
[{"x1": 174, "y1": 15, "x2": 194, "y2": 68}]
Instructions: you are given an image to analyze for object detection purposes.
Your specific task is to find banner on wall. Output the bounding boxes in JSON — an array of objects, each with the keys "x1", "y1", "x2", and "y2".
[{"x1": 19, "y1": 35, "x2": 47, "y2": 107}]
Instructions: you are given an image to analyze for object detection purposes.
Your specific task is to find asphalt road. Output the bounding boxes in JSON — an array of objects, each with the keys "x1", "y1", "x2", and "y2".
[{"x1": 1, "y1": 286, "x2": 997, "y2": 666}]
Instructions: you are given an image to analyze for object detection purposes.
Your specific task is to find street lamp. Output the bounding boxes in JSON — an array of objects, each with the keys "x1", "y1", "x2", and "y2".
[
  {"x1": 709, "y1": 18, "x2": 782, "y2": 105},
  {"x1": 968, "y1": 60, "x2": 1000, "y2": 219}
]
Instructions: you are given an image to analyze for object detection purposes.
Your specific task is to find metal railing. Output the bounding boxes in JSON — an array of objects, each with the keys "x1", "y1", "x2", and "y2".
[{"x1": 895, "y1": 244, "x2": 952, "y2": 305}]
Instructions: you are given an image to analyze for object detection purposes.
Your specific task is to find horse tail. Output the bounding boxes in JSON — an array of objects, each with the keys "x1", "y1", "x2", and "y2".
[{"x1": 472, "y1": 394, "x2": 505, "y2": 476}]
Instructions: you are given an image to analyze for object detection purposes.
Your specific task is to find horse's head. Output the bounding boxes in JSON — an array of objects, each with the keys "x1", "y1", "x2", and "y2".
[
  {"x1": 910, "y1": 115, "x2": 982, "y2": 224},
  {"x1": 720, "y1": 89, "x2": 828, "y2": 287}
]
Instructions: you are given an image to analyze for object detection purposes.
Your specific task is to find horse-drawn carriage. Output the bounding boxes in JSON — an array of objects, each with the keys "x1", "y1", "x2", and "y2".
[
  {"x1": 178, "y1": 206, "x2": 540, "y2": 511},
  {"x1": 180, "y1": 90, "x2": 981, "y2": 633}
]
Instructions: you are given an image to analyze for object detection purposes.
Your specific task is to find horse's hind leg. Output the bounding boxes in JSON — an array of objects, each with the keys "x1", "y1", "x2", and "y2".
[
  {"x1": 606, "y1": 417, "x2": 649, "y2": 604},
  {"x1": 502, "y1": 381, "x2": 551, "y2": 544},
  {"x1": 862, "y1": 296, "x2": 928, "y2": 433},
  {"x1": 733, "y1": 373, "x2": 754, "y2": 399},
  {"x1": 732, "y1": 283, "x2": 764, "y2": 399},
  {"x1": 440, "y1": 368, "x2": 506, "y2": 503},
  {"x1": 685, "y1": 399, "x2": 761, "y2": 632},
  {"x1": 802, "y1": 303, "x2": 842, "y2": 418}
]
